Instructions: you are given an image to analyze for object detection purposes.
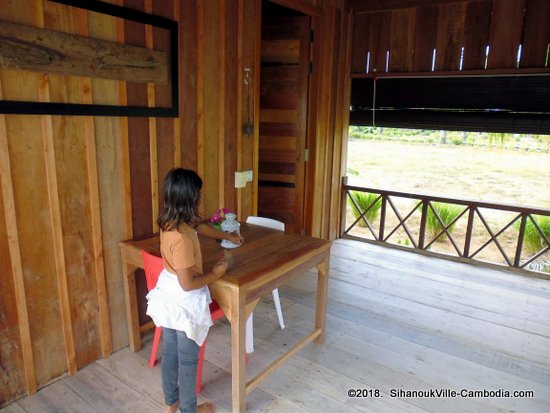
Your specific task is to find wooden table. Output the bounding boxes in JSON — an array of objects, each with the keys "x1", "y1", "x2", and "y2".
[{"x1": 119, "y1": 223, "x2": 331, "y2": 413}]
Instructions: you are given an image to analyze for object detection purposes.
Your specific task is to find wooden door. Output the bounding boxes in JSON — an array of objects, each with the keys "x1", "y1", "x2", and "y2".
[{"x1": 258, "y1": 15, "x2": 311, "y2": 233}]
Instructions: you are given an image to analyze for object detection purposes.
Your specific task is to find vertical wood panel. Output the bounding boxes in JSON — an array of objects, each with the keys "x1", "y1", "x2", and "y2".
[
  {"x1": 124, "y1": 0, "x2": 151, "y2": 327},
  {"x1": 351, "y1": 13, "x2": 371, "y2": 73},
  {"x1": 224, "y1": 0, "x2": 238, "y2": 214},
  {"x1": 1, "y1": 0, "x2": 69, "y2": 387},
  {"x1": 463, "y1": 0, "x2": 492, "y2": 70},
  {"x1": 521, "y1": 0, "x2": 550, "y2": 68},
  {"x1": 314, "y1": 10, "x2": 335, "y2": 237},
  {"x1": 124, "y1": 0, "x2": 152, "y2": 238},
  {"x1": 389, "y1": 9, "x2": 415, "y2": 72},
  {"x1": 237, "y1": 0, "x2": 258, "y2": 220},
  {"x1": 145, "y1": 0, "x2": 159, "y2": 233},
  {"x1": 201, "y1": 0, "x2": 221, "y2": 216},
  {"x1": 44, "y1": 1, "x2": 101, "y2": 372},
  {"x1": 218, "y1": 0, "x2": 226, "y2": 209},
  {"x1": 251, "y1": 0, "x2": 262, "y2": 218},
  {"x1": 83, "y1": 93, "x2": 111, "y2": 359},
  {"x1": 369, "y1": 11, "x2": 391, "y2": 73},
  {"x1": 0, "y1": 1, "x2": 43, "y2": 397},
  {"x1": 180, "y1": 0, "x2": 198, "y2": 170},
  {"x1": 153, "y1": 0, "x2": 176, "y2": 213},
  {"x1": 435, "y1": 2, "x2": 466, "y2": 71},
  {"x1": 196, "y1": 0, "x2": 205, "y2": 188},
  {"x1": 413, "y1": 6, "x2": 439, "y2": 71},
  {"x1": 329, "y1": 7, "x2": 352, "y2": 240},
  {"x1": 86, "y1": 1, "x2": 130, "y2": 352},
  {"x1": 4, "y1": 88, "x2": 66, "y2": 387},
  {"x1": 0, "y1": 88, "x2": 32, "y2": 401},
  {"x1": 237, "y1": 0, "x2": 245, "y2": 217},
  {"x1": 487, "y1": 0, "x2": 526, "y2": 69},
  {"x1": 305, "y1": 13, "x2": 320, "y2": 235}
]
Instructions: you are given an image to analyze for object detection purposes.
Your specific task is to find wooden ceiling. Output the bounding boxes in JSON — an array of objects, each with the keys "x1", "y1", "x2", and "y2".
[{"x1": 349, "y1": 0, "x2": 471, "y2": 13}]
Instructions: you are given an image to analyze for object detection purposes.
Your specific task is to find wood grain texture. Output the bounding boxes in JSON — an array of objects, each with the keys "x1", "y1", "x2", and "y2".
[
  {"x1": 0, "y1": 94, "x2": 28, "y2": 404},
  {"x1": 435, "y1": 2, "x2": 466, "y2": 71},
  {"x1": 487, "y1": 0, "x2": 526, "y2": 69},
  {"x1": 369, "y1": 11, "x2": 391, "y2": 73},
  {"x1": 0, "y1": 21, "x2": 168, "y2": 84},
  {"x1": 389, "y1": 8, "x2": 415, "y2": 72},
  {"x1": 3, "y1": 1, "x2": 71, "y2": 389},
  {"x1": 45, "y1": 0, "x2": 100, "y2": 372},
  {"x1": 4, "y1": 239, "x2": 550, "y2": 413},
  {"x1": 0, "y1": 1, "x2": 39, "y2": 399},
  {"x1": 152, "y1": 0, "x2": 176, "y2": 221},
  {"x1": 350, "y1": 13, "x2": 370, "y2": 73},
  {"x1": 463, "y1": 0, "x2": 491, "y2": 70},
  {"x1": 0, "y1": 0, "x2": 351, "y2": 406},
  {"x1": 259, "y1": 15, "x2": 310, "y2": 233},
  {"x1": 521, "y1": 0, "x2": 550, "y2": 68},
  {"x1": 328, "y1": 8, "x2": 352, "y2": 240},
  {"x1": 179, "y1": 0, "x2": 198, "y2": 170},
  {"x1": 413, "y1": 5, "x2": 439, "y2": 71},
  {"x1": 224, "y1": 0, "x2": 238, "y2": 214},
  {"x1": 5, "y1": 80, "x2": 67, "y2": 387}
]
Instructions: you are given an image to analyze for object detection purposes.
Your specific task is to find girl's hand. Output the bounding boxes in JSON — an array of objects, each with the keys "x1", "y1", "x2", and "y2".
[
  {"x1": 212, "y1": 257, "x2": 228, "y2": 278},
  {"x1": 227, "y1": 232, "x2": 244, "y2": 246}
]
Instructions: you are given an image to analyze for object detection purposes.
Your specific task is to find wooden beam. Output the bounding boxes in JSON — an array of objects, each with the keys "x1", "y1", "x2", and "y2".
[
  {"x1": 350, "y1": 0, "x2": 471, "y2": 13},
  {"x1": 0, "y1": 21, "x2": 168, "y2": 83}
]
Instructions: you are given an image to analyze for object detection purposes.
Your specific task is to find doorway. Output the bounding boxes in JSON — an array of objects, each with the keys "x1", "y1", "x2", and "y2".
[{"x1": 258, "y1": 1, "x2": 312, "y2": 233}]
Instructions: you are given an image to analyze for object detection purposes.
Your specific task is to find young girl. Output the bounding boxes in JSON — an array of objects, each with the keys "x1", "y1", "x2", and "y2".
[{"x1": 146, "y1": 168, "x2": 244, "y2": 413}]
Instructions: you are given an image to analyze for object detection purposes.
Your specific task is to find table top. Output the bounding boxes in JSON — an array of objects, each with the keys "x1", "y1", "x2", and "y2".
[{"x1": 120, "y1": 223, "x2": 331, "y2": 291}]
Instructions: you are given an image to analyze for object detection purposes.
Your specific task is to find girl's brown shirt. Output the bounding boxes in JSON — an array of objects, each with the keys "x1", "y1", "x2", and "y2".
[{"x1": 160, "y1": 223, "x2": 203, "y2": 274}]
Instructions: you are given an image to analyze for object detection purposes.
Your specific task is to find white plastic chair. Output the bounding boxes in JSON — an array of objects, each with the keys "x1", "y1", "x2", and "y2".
[{"x1": 245, "y1": 216, "x2": 286, "y2": 353}]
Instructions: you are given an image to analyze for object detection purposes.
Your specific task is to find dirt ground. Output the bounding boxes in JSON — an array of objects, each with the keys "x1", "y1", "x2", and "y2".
[
  {"x1": 345, "y1": 139, "x2": 550, "y2": 272},
  {"x1": 346, "y1": 140, "x2": 550, "y2": 209}
]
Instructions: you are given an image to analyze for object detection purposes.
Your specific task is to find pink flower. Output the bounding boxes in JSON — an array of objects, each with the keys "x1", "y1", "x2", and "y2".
[
  {"x1": 210, "y1": 208, "x2": 231, "y2": 224},
  {"x1": 211, "y1": 207, "x2": 232, "y2": 224}
]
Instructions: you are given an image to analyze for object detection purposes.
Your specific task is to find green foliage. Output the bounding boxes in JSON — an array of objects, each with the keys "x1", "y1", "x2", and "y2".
[
  {"x1": 450, "y1": 136, "x2": 463, "y2": 145},
  {"x1": 519, "y1": 215, "x2": 550, "y2": 254},
  {"x1": 347, "y1": 126, "x2": 550, "y2": 152},
  {"x1": 349, "y1": 191, "x2": 382, "y2": 227},
  {"x1": 397, "y1": 238, "x2": 411, "y2": 246},
  {"x1": 426, "y1": 202, "x2": 463, "y2": 239}
]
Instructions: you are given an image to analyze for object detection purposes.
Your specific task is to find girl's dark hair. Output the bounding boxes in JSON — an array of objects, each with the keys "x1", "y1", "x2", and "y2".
[{"x1": 157, "y1": 168, "x2": 203, "y2": 231}]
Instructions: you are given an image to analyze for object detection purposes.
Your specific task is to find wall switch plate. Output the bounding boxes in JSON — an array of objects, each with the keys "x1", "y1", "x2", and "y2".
[{"x1": 235, "y1": 170, "x2": 254, "y2": 188}]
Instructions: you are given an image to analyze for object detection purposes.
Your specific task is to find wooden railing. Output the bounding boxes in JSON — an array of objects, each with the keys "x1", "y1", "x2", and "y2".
[{"x1": 340, "y1": 177, "x2": 550, "y2": 274}]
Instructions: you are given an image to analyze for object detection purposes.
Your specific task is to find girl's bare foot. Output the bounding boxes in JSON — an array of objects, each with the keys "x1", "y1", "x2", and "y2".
[
  {"x1": 197, "y1": 402, "x2": 215, "y2": 413},
  {"x1": 164, "y1": 401, "x2": 179, "y2": 413}
]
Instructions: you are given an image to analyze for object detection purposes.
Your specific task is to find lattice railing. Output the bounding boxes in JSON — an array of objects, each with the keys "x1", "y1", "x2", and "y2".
[{"x1": 341, "y1": 178, "x2": 550, "y2": 274}]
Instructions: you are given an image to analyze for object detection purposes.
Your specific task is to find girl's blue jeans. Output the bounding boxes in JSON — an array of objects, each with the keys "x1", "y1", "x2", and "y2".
[{"x1": 161, "y1": 327, "x2": 200, "y2": 413}]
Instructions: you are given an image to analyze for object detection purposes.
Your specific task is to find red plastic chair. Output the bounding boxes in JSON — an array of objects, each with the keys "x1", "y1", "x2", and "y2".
[{"x1": 140, "y1": 249, "x2": 224, "y2": 394}]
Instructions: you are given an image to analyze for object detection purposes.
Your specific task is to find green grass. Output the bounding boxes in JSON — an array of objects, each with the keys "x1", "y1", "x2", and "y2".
[
  {"x1": 348, "y1": 191, "x2": 382, "y2": 227},
  {"x1": 346, "y1": 140, "x2": 550, "y2": 209},
  {"x1": 426, "y1": 202, "x2": 463, "y2": 239},
  {"x1": 521, "y1": 215, "x2": 550, "y2": 254}
]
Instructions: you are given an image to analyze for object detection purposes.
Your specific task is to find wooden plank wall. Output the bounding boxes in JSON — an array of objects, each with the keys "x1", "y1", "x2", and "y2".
[
  {"x1": 351, "y1": 0, "x2": 550, "y2": 73},
  {"x1": 0, "y1": 0, "x2": 350, "y2": 406}
]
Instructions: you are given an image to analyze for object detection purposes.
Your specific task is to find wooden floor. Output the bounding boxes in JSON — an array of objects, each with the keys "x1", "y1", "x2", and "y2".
[{"x1": 3, "y1": 239, "x2": 550, "y2": 413}]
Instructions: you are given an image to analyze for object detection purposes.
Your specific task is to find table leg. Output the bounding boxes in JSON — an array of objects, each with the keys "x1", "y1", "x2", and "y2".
[
  {"x1": 315, "y1": 254, "x2": 330, "y2": 343},
  {"x1": 121, "y1": 261, "x2": 141, "y2": 352},
  {"x1": 230, "y1": 289, "x2": 246, "y2": 413}
]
